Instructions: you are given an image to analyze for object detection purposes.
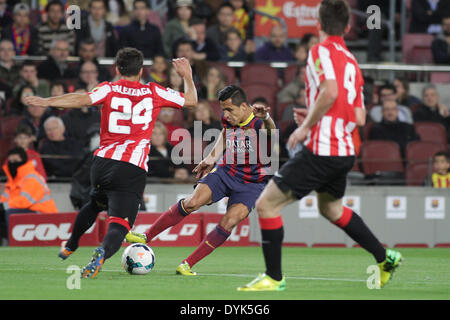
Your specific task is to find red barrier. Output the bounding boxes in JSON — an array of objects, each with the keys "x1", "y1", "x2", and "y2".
[
  {"x1": 8, "y1": 212, "x2": 252, "y2": 247},
  {"x1": 9, "y1": 212, "x2": 99, "y2": 246},
  {"x1": 129, "y1": 213, "x2": 203, "y2": 246}
]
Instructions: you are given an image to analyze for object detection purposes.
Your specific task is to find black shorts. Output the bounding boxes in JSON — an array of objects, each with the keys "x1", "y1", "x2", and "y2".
[
  {"x1": 90, "y1": 156, "x2": 146, "y2": 226},
  {"x1": 273, "y1": 147, "x2": 355, "y2": 200}
]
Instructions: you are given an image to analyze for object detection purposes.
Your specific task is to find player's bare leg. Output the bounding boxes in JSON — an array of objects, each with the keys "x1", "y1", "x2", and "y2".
[
  {"x1": 238, "y1": 180, "x2": 296, "y2": 291},
  {"x1": 178, "y1": 203, "x2": 250, "y2": 275},
  {"x1": 317, "y1": 192, "x2": 402, "y2": 287},
  {"x1": 126, "y1": 183, "x2": 213, "y2": 244}
]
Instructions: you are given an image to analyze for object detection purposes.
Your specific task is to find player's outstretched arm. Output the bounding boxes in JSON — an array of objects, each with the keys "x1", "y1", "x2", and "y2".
[
  {"x1": 25, "y1": 93, "x2": 93, "y2": 109},
  {"x1": 172, "y1": 58, "x2": 198, "y2": 108},
  {"x1": 193, "y1": 129, "x2": 226, "y2": 179}
]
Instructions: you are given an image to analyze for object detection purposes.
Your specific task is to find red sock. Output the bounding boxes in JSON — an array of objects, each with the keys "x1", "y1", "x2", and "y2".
[
  {"x1": 185, "y1": 225, "x2": 231, "y2": 267},
  {"x1": 145, "y1": 200, "x2": 190, "y2": 241}
]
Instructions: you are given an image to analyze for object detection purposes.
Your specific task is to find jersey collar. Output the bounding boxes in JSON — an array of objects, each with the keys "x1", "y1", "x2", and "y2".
[
  {"x1": 325, "y1": 35, "x2": 346, "y2": 46},
  {"x1": 238, "y1": 113, "x2": 255, "y2": 127}
]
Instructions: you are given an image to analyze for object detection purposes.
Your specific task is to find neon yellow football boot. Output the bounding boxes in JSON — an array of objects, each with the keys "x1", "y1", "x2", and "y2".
[
  {"x1": 176, "y1": 261, "x2": 197, "y2": 276},
  {"x1": 237, "y1": 273, "x2": 286, "y2": 291},
  {"x1": 378, "y1": 249, "x2": 403, "y2": 288},
  {"x1": 125, "y1": 231, "x2": 147, "y2": 244}
]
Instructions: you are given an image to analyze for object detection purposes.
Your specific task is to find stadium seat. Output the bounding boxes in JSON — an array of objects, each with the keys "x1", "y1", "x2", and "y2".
[
  {"x1": 0, "y1": 138, "x2": 14, "y2": 164},
  {"x1": 0, "y1": 116, "x2": 24, "y2": 139},
  {"x1": 171, "y1": 108, "x2": 185, "y2": 128},
  {"x1": 283, "y1": 64, "x2": 299, "y2": 85},
  {"x1": 405, "y1": 141, "x2": 445, "y2": 164},
  {"x1": 405, "y1": 162, "x2": 430, "y2": 186},
  {"x1": 414, "y1": 122, "x2": 448, "y2": 146},
  {"x1": 402, "y1": 34, "x2": 434, "y2": 64},
  {"x1": 430, "y1": 72, "x2": 450, "y2": 83},
  {"x1": 360, "y1": 141, "x2": 404, "y2": 175},
  {"x1": 240, "y1": 64, "x2": 279, "y2": 88},
  {"x1": 362, "y1": 121, "x2": 374, "y2": 141},
  {"x1": 241, "y1": 83, "x2": 277, "y2": 117},
  {"x1": 208, "y1": 62, "x2": 237, "y2": 85}
]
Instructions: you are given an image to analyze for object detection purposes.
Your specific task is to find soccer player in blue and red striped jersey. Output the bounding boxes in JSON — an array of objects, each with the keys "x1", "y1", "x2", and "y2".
[{"x1": 126, "y1": 85, "x2": 277, "y2": 275}]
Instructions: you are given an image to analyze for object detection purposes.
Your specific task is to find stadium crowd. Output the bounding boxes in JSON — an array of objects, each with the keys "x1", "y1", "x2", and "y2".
[{"x1": 0, "y1": 0, "x2": 448, "y2": 194}]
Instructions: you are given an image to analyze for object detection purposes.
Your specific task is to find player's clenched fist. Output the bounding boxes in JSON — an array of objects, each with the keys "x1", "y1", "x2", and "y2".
[
  {"x1": 252, "y1": 103, "x2": 270, "y2": 119},
  {"x1": 172, "y1": 57, "x2": 192, "y2": 79}
]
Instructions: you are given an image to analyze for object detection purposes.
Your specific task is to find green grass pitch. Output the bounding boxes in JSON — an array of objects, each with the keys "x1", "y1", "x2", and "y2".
[{"x1": 0, "y1": 246, "x2": 449, "y2": 300}]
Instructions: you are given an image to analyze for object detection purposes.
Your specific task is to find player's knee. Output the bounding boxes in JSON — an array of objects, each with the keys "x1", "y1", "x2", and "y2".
[
  {"x1": 182, "y1": 196, "x2": 202, "y2": 213},
  {"x1": 255, "y1": 197, "x2": 270, "y2": 217}
]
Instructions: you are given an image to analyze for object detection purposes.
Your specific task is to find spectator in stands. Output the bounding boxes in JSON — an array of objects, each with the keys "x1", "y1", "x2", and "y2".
[
  {"x1": 280, "y1": 85, "x2": 307, "y2": 121},
  {"x1": 0, "y1": 147, "x2": 58, "y2": 234},
  {"x1": 147, "y1": 54, "x2": 168, "y2": 85},
  {"x1": 75, "y1": 0, "x2": 119, "y2": 58},
  {"x1": 0, "y1": 81, "x2": 11, "y2": 115},
  {"x1": 158, "y1": 107, "x2": 183, "y2": 146},
  {"x1": 425, "y1": 151, "x2": 450, "y2": 188},
  {"x1": 10, "y1": 84, "x2": 35, "y2": 116},
  {"x1": 163, "y1": 0, "x2": 194, "y2": 58},
  {"x1": 77, "y1": 61, "x2": 99, "y2": 92},
  {"x1": 369, "y1": 84, "x2": 414, "y2": 124},
  {"x1": 189, "y1": 17, "x2": 220, "y2": 61},
  {"x1": 167, "y1": 64, "x2": 184, "y2": 92},
  {"x1": 1, "y1": 3, "x2": 38, "y2": 56},
  {"x1": 119, "y1": 0, "x2": 164, "y2": 59},
  {"x1": 20, "y1": 104, "x2": 52, "y2": 148},
  {"x1": 219, "y1": 27, "x2": 254, "y2": 62},
  {"x1": 50, "y1": 81, "x2": 67, "y2": 97},
  {"x1": 105, "y1": 0, "x2": 131, "y2": 26},
  {"x1": 174, "y1": 38, "x2": 207, "y2": 86},
  {"x1": 11, "y1": 125, "x2": 47, "y2": 180},
  {"x1": 369, "y1": 100, "x2": 420, "y2": 158},
  {"x1": 62, "y1": 87, "x2": 101, "y2": 149},
  {"x1": 206, "y1": 2, "x2": 234, "y2": 48},
  {"x1": 432, "y1": 15, "x2": 450, "y2": 64},
  {"x1": 300, "y1": 33, "x2": 318, "y2": 51},
  {"x1": 277, "y1": 63, "x2": 306, "y2": 105},
  {"x1": 188, "y1": 100, "x2": 222, "y2": 139},
  {"x1": 281, "y1": 104, "x2": 307, "y2": 160},
  {"x1": 39, "y1": 116, "x2": 83, "y2": 178},
  {"x1": 409, "y1": 0, "x2": 450, "y2": 34},
  {"x1": 230, "y1": 0, "x2": 249, "y2": 40},
  {"x1": 413, "y1": 85, "x2": 450, "y2": 142},
  {"x1": 255, "y1": 25, "x2": 294, "y2": 62},
  {"x1": 393, "y1": 78, "x2": 422, "y2": 108},
  {"x1": 198, "y1": 66, "x2": 226, "y2": 100},
  {"x1": 75, "y1": 38, "x2": 111, "y2": 83},
  {"x1": 37, "y1": 39, "x2": 77, "y2": 81},
  {"x1": 147, "y1": 121, "x2": 175, "y2": 178},
  {"x1": 37, "y1": 0, "x2": 76, "y2": 55},
  {"x1": 0, "y1": 0, "x2": 13, "y2": 34},
  {"x1": 13, "y1": 61, "x2": 50, "y2": 99},
  {"x1": 0, "y1": 39, "x2": 20, "y2": 85},
  {"x1": 173, "y1": 164, "x2": 192, "y2": 182},
  {"x1": 293, "y1": 43, "x2": 308, "y2": 64}
]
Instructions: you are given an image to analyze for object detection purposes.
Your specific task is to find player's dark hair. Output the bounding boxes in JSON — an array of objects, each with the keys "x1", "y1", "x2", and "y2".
[
  {"x1": 115, "y1": 47, "x2": 144, "y2": 77},
  {"x1": 318, "y1": 0, "x2": 350, "y2": 36},
  {"x1": 218, "y1": 85, "x2": 248, "y2": 106}
]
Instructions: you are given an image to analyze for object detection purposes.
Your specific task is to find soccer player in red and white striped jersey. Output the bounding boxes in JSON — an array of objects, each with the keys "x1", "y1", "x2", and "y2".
[
  {"x1": 239, "y1": 0, "x2": 402, "y2": 292},
  {"x1": 26, "y1": 48, "x2": 198, "y2": 278}
]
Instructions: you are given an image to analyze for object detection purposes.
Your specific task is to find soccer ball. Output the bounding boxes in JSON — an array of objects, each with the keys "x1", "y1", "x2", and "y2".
[{"x1": 121, "y1": 243, "x2": 155, "y2": 275}]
